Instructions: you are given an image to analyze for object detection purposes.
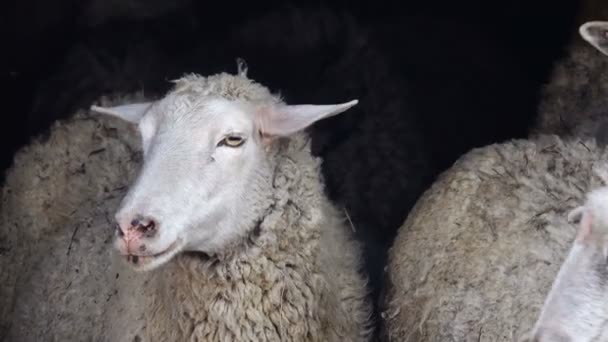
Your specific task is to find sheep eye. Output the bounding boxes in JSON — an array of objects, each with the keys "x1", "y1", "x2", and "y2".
[{"x1": 218, "y1": 135, "x2": 245, "y2": 148}]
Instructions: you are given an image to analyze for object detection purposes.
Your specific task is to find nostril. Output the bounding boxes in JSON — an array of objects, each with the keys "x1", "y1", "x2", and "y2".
[
  {"x1": 131, "y1": 216, "x2": 157, "y2": 236},
  {"x1": 138, "y1": 220, "x2": 156, "y2": 234},
  {"x1": 120, "y1": 215, "x2": 158, "y2": 237}
]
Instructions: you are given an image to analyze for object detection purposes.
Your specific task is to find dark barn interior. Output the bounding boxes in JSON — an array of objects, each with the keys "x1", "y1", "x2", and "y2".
[{"x1": 2, "y1": 0, "x2": 585, "y2": 339}]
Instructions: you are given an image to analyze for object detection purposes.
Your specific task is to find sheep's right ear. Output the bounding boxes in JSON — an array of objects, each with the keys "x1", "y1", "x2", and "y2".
[
  {"x1": 90, "y1": 102, "x2": 154, "y2": 124},
  {"x1": 579, "y1": 21, "x2": 608, "y2": 56}
]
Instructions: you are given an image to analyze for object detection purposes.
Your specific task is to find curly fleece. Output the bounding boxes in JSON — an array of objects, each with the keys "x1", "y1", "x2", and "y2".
[
  {"x1": 0, "y1": 73, "x2": 372, "y2": 341},
  {"x1": 381, "y1": 135, "x2": 608, "y2": 341}
]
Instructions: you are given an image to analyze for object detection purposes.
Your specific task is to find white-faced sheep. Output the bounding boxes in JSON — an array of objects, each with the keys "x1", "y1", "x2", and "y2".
[
  {"x1": 0, "y1": 68, "x2": 373, "y2": 341},
  {"x1": 524, "y1": 174, "x2": 608, "y2": 342},
  {"x1": 11, "y1": 9, "x2": 436, "y2": 317}
]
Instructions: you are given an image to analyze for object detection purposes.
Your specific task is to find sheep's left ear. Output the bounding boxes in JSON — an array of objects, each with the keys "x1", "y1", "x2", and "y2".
[
  {"x1": 579, "y1": 21, "x2": 608, "y2": 56},
  {"x1": 575, "y1": 208, "x2": 594, "y2": 243},
  {"x1": 256, "y1": 100, "x2": 358, "y2": 140},
  {"x1": 90, "y1": 102, "x2": 155, "y2": 124}
]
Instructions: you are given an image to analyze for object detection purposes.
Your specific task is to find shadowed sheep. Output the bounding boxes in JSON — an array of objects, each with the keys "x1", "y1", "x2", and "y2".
[{"x1": 534, "y1": 11, "x2": 608, "y2": 142}]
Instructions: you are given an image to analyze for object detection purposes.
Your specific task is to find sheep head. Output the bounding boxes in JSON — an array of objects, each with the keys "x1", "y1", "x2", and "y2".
[{"x1": 91, "y1": 71, "x2": 358, "y2": 271}]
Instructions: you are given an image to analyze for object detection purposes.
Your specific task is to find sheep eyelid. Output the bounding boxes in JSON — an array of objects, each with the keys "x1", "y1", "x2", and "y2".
[{"x1": 216, "y1": 135, "x2": 246, "y2": 148}]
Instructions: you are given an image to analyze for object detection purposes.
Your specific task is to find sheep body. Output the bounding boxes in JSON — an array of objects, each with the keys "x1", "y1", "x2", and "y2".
[
  {"x1": 380, "y1": 135, "x2": 606, "y2": 341},
  {"x1": 0, "y1": 97, "x2": 142, "y2": 341},
  {"x1": 0, "y1": 74, "x2": 372, "y2": 341}
]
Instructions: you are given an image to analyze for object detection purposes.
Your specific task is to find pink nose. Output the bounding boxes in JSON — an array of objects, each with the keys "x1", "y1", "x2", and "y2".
[{"x1": 115, "y1": 215, "x2": 158, "y2": 252}]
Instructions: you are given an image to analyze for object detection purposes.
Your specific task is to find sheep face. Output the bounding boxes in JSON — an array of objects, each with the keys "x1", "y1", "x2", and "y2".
[
  {"x1": 103, "y1": 95, "x2": 269, "y2": 271},
  {"x1": 580, "y1": 21, "x2": 608, "y2": 57},
  {"x1": 91, "y1": 76, "x2": 357, "y2": 271},
  {"x1": 525, "y1": 187, "x2": 608, "y2": 342}
]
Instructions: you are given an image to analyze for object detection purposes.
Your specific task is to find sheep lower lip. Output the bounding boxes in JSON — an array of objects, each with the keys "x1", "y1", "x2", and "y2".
[{"x1": 126, "y1": 240, "x2": 179, "y2": 264}]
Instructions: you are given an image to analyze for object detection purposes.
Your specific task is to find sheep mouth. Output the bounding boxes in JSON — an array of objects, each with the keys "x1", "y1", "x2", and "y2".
[{"x1": 125, "y1": 239, "x2": 181, "y2": 268}]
